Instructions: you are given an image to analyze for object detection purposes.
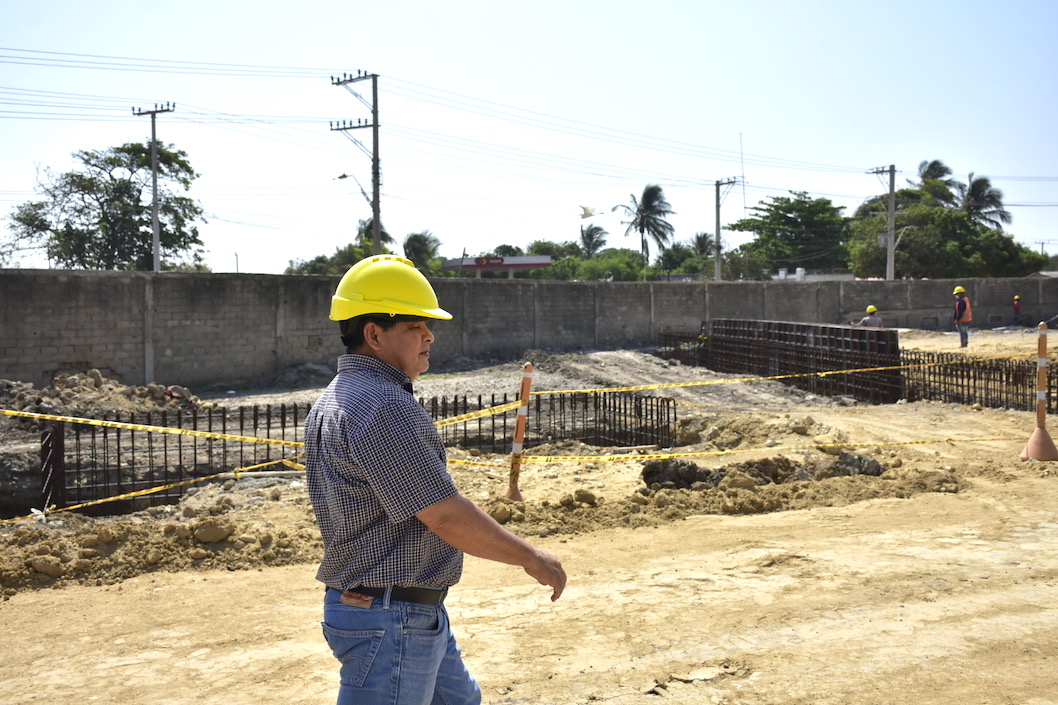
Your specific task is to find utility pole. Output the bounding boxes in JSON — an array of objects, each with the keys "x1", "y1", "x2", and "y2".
[
  {"x1": 331, "y1": 71, "x2": 381, "y2": 255},
  {"x1": 133, "y1": 102, "x2": 175, "y2": 273},
  {"x1": 714, "y1": 177, "x2": 737, "y2": 281},
  {"x1": 868, "y1": 164, "x2": 896, "y2": 280}
]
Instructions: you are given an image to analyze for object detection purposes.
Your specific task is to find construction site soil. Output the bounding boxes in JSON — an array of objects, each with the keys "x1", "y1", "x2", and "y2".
[{"x1": 2, "y1": 327, "x2": 1056, "y2": 705}]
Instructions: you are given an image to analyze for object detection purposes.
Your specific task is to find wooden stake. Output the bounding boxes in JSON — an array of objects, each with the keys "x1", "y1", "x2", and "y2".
[{"x1": 505, "y1": 362, "x2": 533, "y2": 500}]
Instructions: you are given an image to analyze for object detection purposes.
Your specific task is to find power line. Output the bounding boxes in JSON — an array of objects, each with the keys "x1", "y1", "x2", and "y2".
[
  {"x1": 5, "y1": 46, "x2": 1056, "y2": 254},
  {"x1": 0, "y1": 47, "x2": 335, "y2": 78}
]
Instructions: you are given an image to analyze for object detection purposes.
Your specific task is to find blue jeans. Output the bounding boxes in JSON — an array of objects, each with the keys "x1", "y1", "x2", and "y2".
[
  {"x1": 322, "y1": 587, "x2": 481, "y2": 705},
  {"x1": 957, "y1": 322, "x2": 970, "y2": 347}
]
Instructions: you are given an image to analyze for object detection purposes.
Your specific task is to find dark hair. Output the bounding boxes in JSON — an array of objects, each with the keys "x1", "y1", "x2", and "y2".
[{"x1": 339, "y1": 314, "x2": 425, "y2": 351}]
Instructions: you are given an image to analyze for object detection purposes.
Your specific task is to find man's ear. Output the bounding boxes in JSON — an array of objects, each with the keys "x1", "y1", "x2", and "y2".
[{"x1": 361, "y1": 320, "x2": 384, "y2": 352}]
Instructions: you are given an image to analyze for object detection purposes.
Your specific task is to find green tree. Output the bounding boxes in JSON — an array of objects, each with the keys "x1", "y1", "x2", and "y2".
[
  {"x1": 5, "y1": 142, "x2": 205, "y2": 270},
  {"x1": 722, "y1": 246, "x2": 770, "y2": 280},
  {"x1": 846, "y1": 204, "x2": 1044, "y2": 278},
  {"x1": 357, "y1": 217, "x2": 394, "y2": 248},
  {"x1": 654, "y1": 232, "x2": 716, "y2": 278},
  {"x1": 727, "y1": 191, "x2": 848, "y2": 273},
  {"x1": 908, "y1": 159, "x2": 957, "y2": 206},
  {"x1": 612, "y1": 184, "x2": 675, "y2": 266},
  {"x1": 847, "y1": 160, "x2": 1030, "y2": 278},
  {"x1": 691, "y1": 231, "x2": 715, "y2": 257},
  {"x1": 657, "y1": 242, "x2": 693, "y2": 273},
  {"x1": 285, "y1": 217, "x2": 394, "y2": 275},
  {"x1": 954, "y1": 172, "x2": 1012, "y2": 230},
  {"x1": 403, "y1": 230, "x2": 441, "y2": 270},
  {"x1": 579, "y1": 223, "x2": 608, "y2": 258},
  {"x1": 916, "y1": 159, "x2": 953, "y2": 182},
  {"x1": 525, "y1": 240, "x2": 581, "y2": 280},
  {"x1": 576, "y1": 248, "x2": 643, "y2": 281},
  {"x1": 285, "y1": 242, "x2": 367, "y2": 275},
  {"x1": 284, "y1": 253, "x2": 334, "y2": 275},
  {"x1": 527, "y1": 240, "x2": 581, "y2": 259}
]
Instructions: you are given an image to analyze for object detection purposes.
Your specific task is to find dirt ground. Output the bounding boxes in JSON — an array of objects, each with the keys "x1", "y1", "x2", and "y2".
[{"x1": 2, "y1": 327, "x2": 1057, "y2": 705}]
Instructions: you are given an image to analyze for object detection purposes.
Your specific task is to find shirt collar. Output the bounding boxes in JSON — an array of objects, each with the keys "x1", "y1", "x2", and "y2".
[{"x1": 337, "y1": 353, "x2": 414, "y2": 393}]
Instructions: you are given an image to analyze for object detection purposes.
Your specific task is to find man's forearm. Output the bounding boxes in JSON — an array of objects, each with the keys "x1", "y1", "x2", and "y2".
[
  {"x1": 419, "y1": 494, "x2": 539, "y2": 565},
  {"x1": 418, "y1": 493, "x2": 566, "y2": 599}
]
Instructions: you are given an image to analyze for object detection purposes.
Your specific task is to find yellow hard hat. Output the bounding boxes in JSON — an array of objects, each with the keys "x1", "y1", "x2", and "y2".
[
  {"x1": 953, "y1": 285, "x2": 966, "y2": 295},
  {"x1": 866, "y1": 305, "x2": 878, "y2": 314},
  {"x1": 1014, "y1": 295, "x2": 1021, "y2": 300},
  {"x1": 330, "y1": 255, "x2": 452, "y2": 321}
]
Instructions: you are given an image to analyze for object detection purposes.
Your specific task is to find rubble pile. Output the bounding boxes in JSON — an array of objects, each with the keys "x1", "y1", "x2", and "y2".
[
  {"x1": 0, "y1": 478, "x2": 321, "y2": 597},
  {"x1": 0, "y1": 369, "x2": 211, "y2": 426}
]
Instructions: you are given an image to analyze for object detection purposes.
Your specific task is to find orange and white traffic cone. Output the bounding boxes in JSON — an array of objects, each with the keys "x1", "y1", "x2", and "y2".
[{"x1": 1020, "y1": 323, "x2": 1058, "y2": 461}]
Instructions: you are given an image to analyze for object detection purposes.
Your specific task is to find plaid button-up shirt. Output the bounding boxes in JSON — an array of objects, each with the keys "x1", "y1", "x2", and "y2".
[{"x1": 305, "y1": 354, "x2": 462, "y2": 590}]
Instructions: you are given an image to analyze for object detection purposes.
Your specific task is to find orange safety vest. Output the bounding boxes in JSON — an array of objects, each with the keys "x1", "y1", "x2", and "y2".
[{"x1": 955, "y1": 295, "x2": 973, "y2": 323}]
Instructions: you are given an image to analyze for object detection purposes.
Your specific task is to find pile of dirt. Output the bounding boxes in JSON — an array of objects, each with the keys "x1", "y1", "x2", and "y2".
[
  {"x1": 0, "y1": 424, "x2": 963, "y2": 598},
  {"x1": 0, "y1": 477, "x2": 322, "y2": 597},
  {"x1": 0, "y1": 370, "x2": 210, "y2": 428},
  {"x1": 477, "y1": 450, "x2": 959, "y2": 538}
]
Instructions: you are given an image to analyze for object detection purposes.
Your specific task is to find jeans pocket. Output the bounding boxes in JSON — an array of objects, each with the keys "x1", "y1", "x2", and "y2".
[
  {"x1": 402, "y1": 604, "x2": 442, "y2": 634},
  {"x1": 321, "y1": 624, "x2": 386, "y2": 687}
]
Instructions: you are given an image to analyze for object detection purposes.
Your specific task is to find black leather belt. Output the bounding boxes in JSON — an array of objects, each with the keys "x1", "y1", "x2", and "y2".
[{"x1": 349, "y1": 585, "x2": 448, "y2": 605}]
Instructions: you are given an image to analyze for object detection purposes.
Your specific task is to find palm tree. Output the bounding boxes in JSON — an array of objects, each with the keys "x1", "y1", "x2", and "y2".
[
  {"x1": 612, "y1": 184, "x2": 675, "y2": 265},
  {"x1": 954, "y1": 173, "x2": 1012, "y2": 230},
  {"x1": 909, "y1": 159, "x2": 956, "y2": 206},
  {"x1": 916, "y1": 159, "x2": 953, "y2": 182},
  {"x1": 356, "y1": 217, "x2": 394, "y2": 249},
  {"x1": 691, "y1": 232, "x2": 714, "y2": 257},
  {"x1": 579, "y1": 223, "x2": 608, "y2": 258},
  {"x1": 403, "y1": 230, "x2": 441, "y2": 269}
]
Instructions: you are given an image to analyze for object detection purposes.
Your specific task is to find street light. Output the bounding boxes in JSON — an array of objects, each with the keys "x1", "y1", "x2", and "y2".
[
  {"x1": 880, "y1": 225, "x2": 918, "y2": 279},
  {"x1": 335, "y1": 173, "x2": 374, "y2": 251},
  {"x1": 336, "y1": 173, "x2": 372, "y2": 207},
  {"x1": 894, "y1": 225, "x2": 918, "y2": 249}
]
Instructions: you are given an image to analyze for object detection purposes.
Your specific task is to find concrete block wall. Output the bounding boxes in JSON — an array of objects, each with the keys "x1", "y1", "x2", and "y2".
[
  {"x1": 596, "y1": 283, "x2": 654, "y2": 347},
  {"x1": 0, "y1": 271, "x2": 149, "y2": 387},
  {"x1": 3, "y1": 270, "x2": 1058, "y2": 390}
]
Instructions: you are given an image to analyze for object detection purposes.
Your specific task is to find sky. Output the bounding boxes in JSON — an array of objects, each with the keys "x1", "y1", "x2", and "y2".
[{"x1": 1, "y1": 0, "x2": 1056, "y2": 275}]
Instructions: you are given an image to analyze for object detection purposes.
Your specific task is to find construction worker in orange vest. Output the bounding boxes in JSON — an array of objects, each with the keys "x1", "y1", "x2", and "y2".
[{"x1": 953, "y1": 285, "x2": 972, "y2": 348}]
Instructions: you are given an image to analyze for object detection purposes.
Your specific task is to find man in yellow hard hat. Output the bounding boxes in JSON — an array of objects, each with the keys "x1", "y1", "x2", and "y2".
[
  {"x1": 304, "y1": 255, "x2": 566, "y2": 705},
  {"x1": 953, "y1": 285, "x2": 972, "y2": 347},
  {"x1": 856, "y1": 304, "x2": 884, "y2": 328}
]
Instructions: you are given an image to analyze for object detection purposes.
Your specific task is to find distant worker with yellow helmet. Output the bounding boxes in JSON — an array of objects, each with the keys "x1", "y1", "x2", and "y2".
[
  {"x1": 953, "y1": 285, "x2": 973, "y2": 348},
  {"x1": 304, "y1": 255, "x2": 567, "y2": 705},
  {"x1": 856, "y1": 304, "x2": 884, "y2": 328},
  {"x1": 1014, "y1": 294, "x2": 1023, "y2": 325}
]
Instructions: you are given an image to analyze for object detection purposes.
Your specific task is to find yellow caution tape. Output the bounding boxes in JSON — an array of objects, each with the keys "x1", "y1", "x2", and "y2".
[
  {"x1": 0, "y1": 409, "x2": 302, "y2": 446},
  {"x1": 433, "y1": 400, "x2": 523, "y2": 427},
  {"x1": 1, "y1": 433, "x2": 1026, "y2": 525},
  {"x1": 0, "y1": 455, "x2": 305, "y2": 525},
  {"x1": 446, "y1": 457, "x2": 511, "y2": 469},
  {"x1": 231, "y1": 455, "x2": 305, "y2": 479}
]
